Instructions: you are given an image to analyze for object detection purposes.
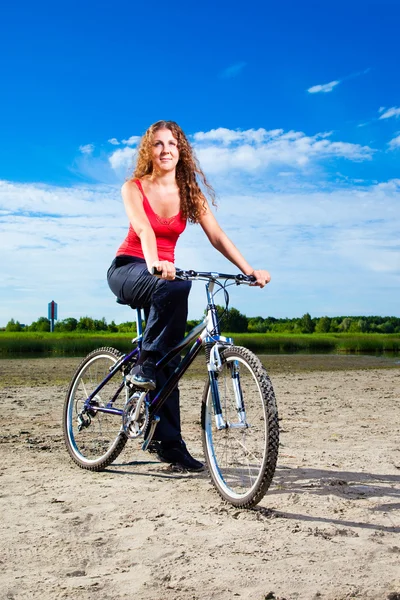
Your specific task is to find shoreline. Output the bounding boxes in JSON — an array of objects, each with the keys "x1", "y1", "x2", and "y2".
[{"x1": 0, "y1": 353, "x2": 399, "y2": 388}]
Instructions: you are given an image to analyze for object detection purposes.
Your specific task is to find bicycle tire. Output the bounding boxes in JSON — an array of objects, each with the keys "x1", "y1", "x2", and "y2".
[
  {"x1": 63, "y1": 347, "x2": 128, "y2": 470},
  {"x1": 201, "y1": 346, "x2": 279, "y2": 508}
]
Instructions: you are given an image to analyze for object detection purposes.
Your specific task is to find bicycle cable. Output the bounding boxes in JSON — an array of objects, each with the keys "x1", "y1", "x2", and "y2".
[
  {"x1": 196, "y1": 277, "x2": 235, "y2": 338},
  {"x1": 175, "y1": 272, "x2": 248, "y2": 338}
]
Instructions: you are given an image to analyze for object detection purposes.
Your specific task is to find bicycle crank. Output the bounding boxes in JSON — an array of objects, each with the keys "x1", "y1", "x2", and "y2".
[{"x1": 122, "y1": 391, "x2": 149, "y2": 438}]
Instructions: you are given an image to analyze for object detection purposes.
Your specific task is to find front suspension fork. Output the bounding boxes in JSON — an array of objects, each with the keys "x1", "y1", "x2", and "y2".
[{"x1": 208, "y1": 359, "x2": 248, "y2": 430}]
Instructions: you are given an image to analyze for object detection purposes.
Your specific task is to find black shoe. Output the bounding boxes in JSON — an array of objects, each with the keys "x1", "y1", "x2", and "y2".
[
  {"x1": 126, "y1": 359, "x2": 156, "y2": 390},
  {"x1": 148, "y1": 440, "x2": 204, "y2": 472}
]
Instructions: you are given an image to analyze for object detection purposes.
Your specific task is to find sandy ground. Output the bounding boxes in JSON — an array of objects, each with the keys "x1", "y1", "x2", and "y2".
[{"x1": 0, "y1": 356, "x2": 399, "y2": 600}]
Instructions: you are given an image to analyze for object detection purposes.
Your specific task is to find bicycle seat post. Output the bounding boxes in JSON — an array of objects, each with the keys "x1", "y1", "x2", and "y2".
[{"x1": 135, "y1": 308, "x2": 143, "y2": 339}]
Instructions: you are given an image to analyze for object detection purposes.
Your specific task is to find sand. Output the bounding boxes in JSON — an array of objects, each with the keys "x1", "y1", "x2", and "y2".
[{"x1": 0, "y1": 356, "x2": 399, "y2": 600}]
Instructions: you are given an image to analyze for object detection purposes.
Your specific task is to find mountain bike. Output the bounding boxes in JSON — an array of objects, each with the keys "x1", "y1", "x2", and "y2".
[{"x1": 62, "y1": 269, "x2": 279, "y2": 508}]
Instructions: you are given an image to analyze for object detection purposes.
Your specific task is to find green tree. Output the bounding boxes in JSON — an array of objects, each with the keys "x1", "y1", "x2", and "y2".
[
  {"x1": 377, "y1": 321, "x2": 394, "y2": 333},
  {"x1": 299, "y1": 313, "x2": 315, "y2": 334},
  {"x1": 329, "y1": 318, "x2": 340, "y2": 333},
  {"x1": 93, "y1": 318, "x2": 108, "y2": 331},
  {"x1": 29, "y1": 317, "x2": 50, "y2": 332},
  {"x1": 273, "y1": 319, "x2": 296, "y2": 333},
  {"x1": 55, "y1": 317, "x2": 78, "y2": 332},
  {"x1": 5, "y1": 318, "x2": 22, "y2": 332},
  {"x1": 108, "y1": 320, "x2": 118, "y2": 333},
  {"x1": 221, "y1": 307, "x2": 248, "y2": 333},
  {"x1": 117, "y1": 321, "x2": 138, "y2": 333},
  {"x1": 248, "y1": 316, "x2": 270, "y2": 333},
  {"x1": 77, "y1": 316, "x2": 95, "y2": 331},
  {"x1": 339, "y1": 317, "x2": 352, "y2": 332},
  {"x1": 357, "y1": 319, "x2": 369, "y2": 333},
  {"x1": 315, "y1": 316, "x2": 331, "y2": 333}
]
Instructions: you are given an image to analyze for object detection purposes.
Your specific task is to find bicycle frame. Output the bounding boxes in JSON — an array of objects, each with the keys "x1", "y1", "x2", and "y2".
[{"x1": 82, "y1": 273, "x2": 245, "y2": 443}]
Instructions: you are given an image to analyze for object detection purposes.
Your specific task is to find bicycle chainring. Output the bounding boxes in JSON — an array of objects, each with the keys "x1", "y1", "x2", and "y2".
[{"x1": 122, "y1": 392, "x2": 149, "y2": 439}]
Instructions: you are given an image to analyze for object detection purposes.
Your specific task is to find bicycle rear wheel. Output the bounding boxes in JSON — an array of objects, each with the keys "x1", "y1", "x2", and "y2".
[
  {"x1": 63, "y1": 347, "x2": 128, "y2": 470},
  {"x1": 201, "y1": 346, "x2": 279, "y2": 508}
]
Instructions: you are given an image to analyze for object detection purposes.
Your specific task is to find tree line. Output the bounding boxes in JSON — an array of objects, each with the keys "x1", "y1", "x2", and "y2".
[{"x1": 3, "y1": 309, "x2": 400, "y2": 334}]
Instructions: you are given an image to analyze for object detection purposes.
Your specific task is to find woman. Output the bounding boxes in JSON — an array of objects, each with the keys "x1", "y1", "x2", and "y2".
[{"x1": 107, "y1": 120, "x2": 270, "y2": 471}]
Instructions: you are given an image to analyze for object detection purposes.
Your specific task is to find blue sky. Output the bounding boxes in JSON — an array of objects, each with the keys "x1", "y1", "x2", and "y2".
[{"x1": 1, "y1": 0, "x2": 399, "y2": 325}]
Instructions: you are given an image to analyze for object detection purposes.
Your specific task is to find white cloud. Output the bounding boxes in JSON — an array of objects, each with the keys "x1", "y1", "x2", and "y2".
[
  {"x1": 308, "y1": 69, "x2": 370, "y2": 95},
  {"x1": 373, "y1": 178, "x2": 400, "y2": 192},
  {"x1": 307, "y1": 80, "x2": 340, "y2": 93},
  {"x1": 388, "y1": 134, "x2": 400, "y2": 150},
  {"x1": 108, "y1": 146, "x2": 137, "y2": 172},
  {"x1": 378, "y1": 106, "x2": 400, "y2": 120},
  {"x1": 122, "y1": 135, "x2": 141, "y2": 146},
  {"x1": 193, "y1": 128, "x2": 283, "y2": 145},
  {"x1": 220, "y1": 61, "x2": 247, "y2": 79},
  {"x1": 108, "y1": 138, "x2": 120, "y2": 145},
  {"x1": 79, "y1": 143, "x2": 95, "y2": 155},
  {"x1": 192, "y1": 127, "x2": 374, "y2": 174}
]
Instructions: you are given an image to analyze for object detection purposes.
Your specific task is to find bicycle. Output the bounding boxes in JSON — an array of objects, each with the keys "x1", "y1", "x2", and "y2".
[{"x1": 62, "y1": 269, "x2": 279, "y2": 508}]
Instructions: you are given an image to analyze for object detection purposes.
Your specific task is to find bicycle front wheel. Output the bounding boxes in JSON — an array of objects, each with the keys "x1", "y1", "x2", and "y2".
[
  {"x1": 201, "y1": 346, "x2": 279, "y2": 508},
  {"x1": 63, "y1": 347, "x2": 128, "y2": 470}
]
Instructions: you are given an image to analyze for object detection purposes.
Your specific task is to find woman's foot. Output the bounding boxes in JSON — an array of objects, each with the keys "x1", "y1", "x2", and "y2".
[
  {"x1": 148, "y1": 440, "x2": 204, "y2": 472},
  {"x1": 126, "y1": 358, "x2": 156, "y2": 390}
]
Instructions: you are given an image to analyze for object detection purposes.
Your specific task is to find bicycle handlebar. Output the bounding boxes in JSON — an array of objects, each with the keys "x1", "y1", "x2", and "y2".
[{"x1": 150, "y1": 267, "x2": 256, "y2": 284}]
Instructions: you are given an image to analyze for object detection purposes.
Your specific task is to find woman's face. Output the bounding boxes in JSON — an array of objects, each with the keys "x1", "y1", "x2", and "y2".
[{"x1": 151, "y1": 128, "x2": 180, "y2": 172}]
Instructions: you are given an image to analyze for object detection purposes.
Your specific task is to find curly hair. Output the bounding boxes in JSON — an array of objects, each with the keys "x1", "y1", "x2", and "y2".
[{"x1": 131, "y1": 120, "x2": 216, "y2": 223}]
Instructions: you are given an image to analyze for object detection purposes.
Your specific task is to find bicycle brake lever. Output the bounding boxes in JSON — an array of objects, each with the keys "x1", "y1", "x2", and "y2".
[{"x1": 236, "y1": 274, "x2": 256, "y2": 284}]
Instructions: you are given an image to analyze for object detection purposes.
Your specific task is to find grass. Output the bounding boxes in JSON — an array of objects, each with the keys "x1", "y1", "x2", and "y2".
[
  {"x1": 0, "y1": 331, "x2": 399, "y2": 356},
  {"x1": 0, "y1": 332, "x2": 137, "y2": 356},
  {"x1": 230, "y1": 333, "x2": 400, "y2": 354}
]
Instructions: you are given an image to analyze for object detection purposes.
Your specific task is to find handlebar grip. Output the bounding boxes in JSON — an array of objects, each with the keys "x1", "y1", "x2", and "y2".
[{"x1": 150, "y1": 267, "x2": 163, "y2": 276}]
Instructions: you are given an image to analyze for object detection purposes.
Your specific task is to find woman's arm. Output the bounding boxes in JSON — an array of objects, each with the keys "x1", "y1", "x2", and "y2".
[
  {"x1": 198, "y1": 200, "x2": 271, "y2": 288},
  {"x1": 121, "y1": 180, "x2": 175, "y2": 279}
]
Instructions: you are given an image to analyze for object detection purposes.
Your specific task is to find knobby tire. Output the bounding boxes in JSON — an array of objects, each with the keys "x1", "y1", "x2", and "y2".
[{"x1": 201, "y1": 346, "x2": 279, "y2": 508}]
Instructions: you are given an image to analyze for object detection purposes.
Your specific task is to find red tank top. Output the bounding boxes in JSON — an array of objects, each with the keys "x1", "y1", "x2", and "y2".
[{"x1": 116, "y1": 179, "x2": 187, "y2": 262}]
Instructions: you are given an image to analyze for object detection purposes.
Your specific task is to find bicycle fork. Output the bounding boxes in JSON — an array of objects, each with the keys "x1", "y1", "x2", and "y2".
[{"x1": 208, "y1": 347, "x2": 248, "y2": 430}]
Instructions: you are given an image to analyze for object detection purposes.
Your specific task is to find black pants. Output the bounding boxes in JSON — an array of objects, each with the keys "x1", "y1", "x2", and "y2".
[{"x1": 107, "y1": 256, "x2": 192, "y2": 441}]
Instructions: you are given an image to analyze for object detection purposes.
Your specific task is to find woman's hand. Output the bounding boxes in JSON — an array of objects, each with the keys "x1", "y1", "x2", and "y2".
[
  {"x1": 248, "y1": 269, "x2": 271, "y2": 288},
  {"x1": 150, "y1": 260, "x2": 176, "y2": 280}
]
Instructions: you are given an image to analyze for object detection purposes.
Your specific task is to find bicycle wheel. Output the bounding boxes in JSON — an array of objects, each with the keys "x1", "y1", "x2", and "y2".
[
  {"x1": 63, "y1": 347, "x2": 128, "y2": 470},
  {"x1": 201, "y1": 346, "x2": 279, "y2": 508}
]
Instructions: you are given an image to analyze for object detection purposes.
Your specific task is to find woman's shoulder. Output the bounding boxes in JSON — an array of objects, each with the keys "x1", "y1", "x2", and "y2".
[
  {"x1": 121, "y1": 178, "x2": 144, "y2": 202},
  {"x1": 122, "y1": 178, "x2": 143, "y2": 192}
]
